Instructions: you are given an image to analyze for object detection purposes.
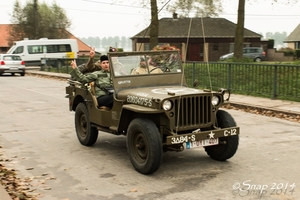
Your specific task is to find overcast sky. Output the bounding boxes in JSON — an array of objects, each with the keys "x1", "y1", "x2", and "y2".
[{"x1": 0, "y1": 0, "x2": 300, "y2": 38}]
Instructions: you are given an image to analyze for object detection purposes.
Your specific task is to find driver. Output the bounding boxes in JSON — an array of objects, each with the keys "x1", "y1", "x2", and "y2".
[{"x1": 131, "y1": 57, "x2": 163, "y2": 75}]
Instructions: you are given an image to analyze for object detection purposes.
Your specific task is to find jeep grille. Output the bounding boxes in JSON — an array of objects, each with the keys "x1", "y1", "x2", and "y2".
[{"x1": 174, "y1": 95, "x2": 212, "y2": 129}]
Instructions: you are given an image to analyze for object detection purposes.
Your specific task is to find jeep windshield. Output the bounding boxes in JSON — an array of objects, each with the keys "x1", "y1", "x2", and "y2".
[
  {"x1": 108, "y1": 50, "x2": 186, "y2": 90},
  {"x1": 109, "y1": 50, "x2": 182, "y2": 76}
]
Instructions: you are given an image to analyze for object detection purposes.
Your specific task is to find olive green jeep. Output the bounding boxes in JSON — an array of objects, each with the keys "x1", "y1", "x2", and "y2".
[{"x1": 65, "y1": 50, "x2": 240, "y2": 174}]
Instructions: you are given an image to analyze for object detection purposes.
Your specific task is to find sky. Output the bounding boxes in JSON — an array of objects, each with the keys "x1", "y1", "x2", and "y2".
[{"x1": 1, "y1": 0, "x2": 300, "y2": 39}]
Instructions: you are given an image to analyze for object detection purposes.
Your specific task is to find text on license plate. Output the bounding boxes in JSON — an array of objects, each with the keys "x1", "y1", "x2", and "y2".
[{"x1": 185, "y1": 138, "x2": 219, "y2": 149}]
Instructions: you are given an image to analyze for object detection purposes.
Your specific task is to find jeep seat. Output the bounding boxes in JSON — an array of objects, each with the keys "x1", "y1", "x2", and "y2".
[{"x1": 89, "y1": 82, "x2": 111, "y2": 111}]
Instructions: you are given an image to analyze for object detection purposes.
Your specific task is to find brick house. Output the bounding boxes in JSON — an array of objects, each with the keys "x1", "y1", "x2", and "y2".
[
  {"x1": 0, "y1": 24, "x2": 11, "y2": 53},
  {"x1": 284, "y1": 23, "x2": 300, "y2": 49},
  {"x1": 0, "y1": 24, "x2": 91, "y2": 56},
  {"x1": 131, "y1": 15, "x2": 264, "y2": 62}
]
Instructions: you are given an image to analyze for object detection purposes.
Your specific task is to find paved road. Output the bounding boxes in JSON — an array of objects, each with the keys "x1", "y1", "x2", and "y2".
[{"x1": 0, "y1": 75, "x2": 299, "y2": 200}]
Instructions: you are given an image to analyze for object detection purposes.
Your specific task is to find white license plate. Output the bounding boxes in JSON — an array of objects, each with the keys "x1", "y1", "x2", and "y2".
[{"x1": 185, "y1": 138, "x2": 219, "y2": 149}]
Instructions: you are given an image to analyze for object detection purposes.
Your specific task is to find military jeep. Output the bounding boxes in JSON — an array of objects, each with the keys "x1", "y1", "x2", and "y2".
[{"x1": 65, "y1": 50, "x2": 240, "y2": 174}]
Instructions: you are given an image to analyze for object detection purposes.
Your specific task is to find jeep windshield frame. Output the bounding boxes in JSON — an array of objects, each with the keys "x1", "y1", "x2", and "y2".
[{"x1": 108, "y1": 50, "x2": 186, "y2": 91}]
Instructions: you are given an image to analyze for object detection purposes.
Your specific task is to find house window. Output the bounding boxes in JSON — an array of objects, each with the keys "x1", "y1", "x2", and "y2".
[
  {"x1": 213, "y1": 43, "x2": 218, "y2": 50},
  {"x1": 229, "y1": 43, "x2": 234, "y2": 52},
  {"x1": 144, "y1": 43, "x2": 150, "y2": 51},
  {"x1": 295, "y1": 42, "x2": 300, "y2": 49}
]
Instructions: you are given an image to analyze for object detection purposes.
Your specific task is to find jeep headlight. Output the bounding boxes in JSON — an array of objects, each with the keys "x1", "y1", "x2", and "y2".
[
  {"x1": 162, "y1": 100, "x2": 172, "y2": 111},
  {"x1": 212, "y1": 96, "x2": 220, "y2": 106}
]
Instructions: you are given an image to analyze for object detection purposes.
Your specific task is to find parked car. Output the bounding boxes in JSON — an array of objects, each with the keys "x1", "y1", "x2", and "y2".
[
  {"x1": 220, "y1": 47, "x2": 266, "y2": 62},
  {"x1": 0, "y1": 54, "x2": 25, "y2": 76}
]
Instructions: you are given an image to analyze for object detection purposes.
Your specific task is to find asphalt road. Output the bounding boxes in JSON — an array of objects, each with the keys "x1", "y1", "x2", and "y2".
[{"x1": 0, "y1": 74, "x2": 299, "y2": 200}]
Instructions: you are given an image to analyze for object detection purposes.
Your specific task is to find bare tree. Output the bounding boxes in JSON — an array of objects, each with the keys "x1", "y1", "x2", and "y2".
[
  {"x1": 233, "y1": 0, "x2": 297, "y2": 60},
  {"x1": 233, "y1": 0, "x2": 245, "y2": 60},
  {"x1": 149, "y1": 0, "x2": 159, "y2": 49},
  {"x1": 117, "y1": 0, "x2": 221, "y2": 52},
  {"x1": 166, "y1": 0, "x2": 222, "y2": 17}
]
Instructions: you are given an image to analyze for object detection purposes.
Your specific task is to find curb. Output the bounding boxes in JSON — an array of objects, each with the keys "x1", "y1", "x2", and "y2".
[{"x1": 229, "y1": 102, "x2": 300, "y2": 117}]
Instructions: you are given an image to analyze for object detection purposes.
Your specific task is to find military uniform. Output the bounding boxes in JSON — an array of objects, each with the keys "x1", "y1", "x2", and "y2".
[
  {"x1": 131, "y1": 65, "x2": 163, "y2": 75},
  {"x1": 70, "y1": 67, "x2": 112, "y2": 98},
  {"x1": 70, "y1": 57, "x2": 101, "y2": 81},
  {"x1": 80, "y1": 57, "x2": 102, "y2": 73}
]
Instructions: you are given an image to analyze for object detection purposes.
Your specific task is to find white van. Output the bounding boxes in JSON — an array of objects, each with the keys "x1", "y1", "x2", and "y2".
[{"x1": 7, "y1": 38, "x2": 78, "y2": 66}]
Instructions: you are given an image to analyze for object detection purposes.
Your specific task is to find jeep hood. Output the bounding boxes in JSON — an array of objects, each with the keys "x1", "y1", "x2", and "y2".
[{"x1": 117, "y1": 86, "x2": 211, "y2": 100}]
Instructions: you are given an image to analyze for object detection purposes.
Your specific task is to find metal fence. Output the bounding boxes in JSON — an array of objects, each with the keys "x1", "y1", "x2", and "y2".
[
  {"x1": 38, "y1": 59, "x2": 300, "y2": 102},
  {"x1": 184, "y1": 62, "x2": 300, "y2": 102},
  {"x1": 40, "y1": 58, "x2": 88, "y2": 73}
]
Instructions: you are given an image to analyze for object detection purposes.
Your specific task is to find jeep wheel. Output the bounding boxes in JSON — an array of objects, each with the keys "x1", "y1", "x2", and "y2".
[
  {"x1": 127, "y1": 118, "x2": 163, "y2": 174},
  {"x1": 75, "y1": 103, "x2": 98, "y2": 146},
  {"x1": 205, "y1": 110, "x2": 239, "y2": 161}
]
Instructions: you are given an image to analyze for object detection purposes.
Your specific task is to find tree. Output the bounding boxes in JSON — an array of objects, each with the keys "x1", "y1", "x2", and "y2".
[
  {"x1": 166, "y1": 0, "x2": 222, "y2": 17},
  {"x1": 8, "y1": 1, "x2": 25, "y2": 45},
  {"x1": 149, "y1": 0, "x2": 159, "y2": 49},
  {"x1": 9, "y1": 0, "x2": 71, "y2": 44},
  {"x1": 116, "y1": 0, "x2": 222, "y2": 49},
  {"x1": 148, "y1": 0, "x2": 222, "y2": 51},
  {"x1": 234, "y1": 0, "x2": 297, "y2": 60},
  {"x1": 233, "y1": 0, "x2": 245, "y2": 60},
  {"x1": 266, "y1": 31, "x2": 288, "y2": 48}
]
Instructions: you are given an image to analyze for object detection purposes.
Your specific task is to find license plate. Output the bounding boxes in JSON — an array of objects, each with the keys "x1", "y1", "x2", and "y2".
[{"x1": 185, "y1": 138, "x2": 219, "y2": 149}]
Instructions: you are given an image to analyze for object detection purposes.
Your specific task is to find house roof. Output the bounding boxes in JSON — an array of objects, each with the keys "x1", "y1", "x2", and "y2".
[
  {"x1": 0, "y1": 24, "x2": 12, "y2": 47},
  {"x1": 284, "y1": 23, "x2": 300, "y2": 42},
  {"x1": 132, "y1": 17, "x2": 261, "y2": 39},
  {"x1": 0, "y1": 24, "x2": 91, "y2": 52},
  {"x1": 66, "y1": 31, "x2": 91, "y2": 52}
]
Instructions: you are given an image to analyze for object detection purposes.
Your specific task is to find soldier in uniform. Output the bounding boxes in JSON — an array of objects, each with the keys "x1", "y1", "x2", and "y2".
[
  {"x1": 79, "y1": 48, "x2": 102, "y2": 73},
  {"x1": 131, "y1": 57, "x2": 163, "y2": 75},
  {"x1": 70, "y1": 48, "x2": 100, "y2": 81},
  {"x1": 70, "y1": 55, "x2": 113, "y2": 108}
]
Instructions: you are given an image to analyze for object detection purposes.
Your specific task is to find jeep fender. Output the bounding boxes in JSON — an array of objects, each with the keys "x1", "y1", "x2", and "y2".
[{"x1": 118, "y1": 104, "x2": 164, "y2": 133}]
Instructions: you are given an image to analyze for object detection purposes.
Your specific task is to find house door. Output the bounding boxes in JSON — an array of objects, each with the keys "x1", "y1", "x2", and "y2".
[{"x1": 187, "y1": 43, "x2": 203, "y2": 61}]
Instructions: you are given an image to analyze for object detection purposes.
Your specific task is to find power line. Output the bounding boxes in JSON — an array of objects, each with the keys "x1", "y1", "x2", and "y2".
[
  {"x1": 82, "y1": 0, "x2": 147, "y2": 9},
  {"x1": 221, "y1": 13, "x2": 300, "y2": 17}
]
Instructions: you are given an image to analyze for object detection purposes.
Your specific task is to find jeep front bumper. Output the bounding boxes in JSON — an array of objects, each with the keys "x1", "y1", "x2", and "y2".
[{"x1": 166, "y1": 127, "x2": 240, "y2": 145}]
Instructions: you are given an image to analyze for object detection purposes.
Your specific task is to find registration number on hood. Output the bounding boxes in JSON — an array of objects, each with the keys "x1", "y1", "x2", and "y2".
[{"x1": 127, "y1": 95, "x2": 152, "y2": 107}]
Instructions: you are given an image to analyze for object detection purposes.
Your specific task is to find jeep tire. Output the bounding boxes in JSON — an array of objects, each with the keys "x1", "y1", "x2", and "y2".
[
  {"x1": 127, "y1": 118, "x2": 163, "y2": 174},
  {"x1": 205, "y1": 110, "x2": 239, "y2": 161},
  {"x1": 75, "y1": 102, "x2": 98, "y2": 146}
]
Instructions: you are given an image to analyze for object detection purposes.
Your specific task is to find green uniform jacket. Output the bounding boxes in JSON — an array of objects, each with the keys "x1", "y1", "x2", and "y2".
[
  {"x1": 86, "y1": 57, "x2": 102, "y2": 71},
  {"x1": 70, "y1": 67, "x2": 112, "y2": 97}
]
